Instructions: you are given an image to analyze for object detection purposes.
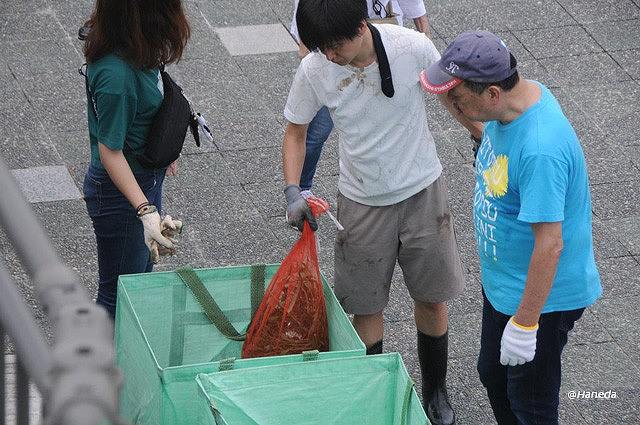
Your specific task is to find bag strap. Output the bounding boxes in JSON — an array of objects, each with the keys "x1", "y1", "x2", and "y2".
[
  {"x1": 176, "y1": 266, "x2": 265, "y2": 341},
  {"x1": 400, "y1": 379, "x2": 416, "y2": 425},
  {"x1": 367, "y1": 23, "x2": 395, "y2": 98},
  {"x1": 79, "y1": 62, "x2": 137, "y2": 156}
]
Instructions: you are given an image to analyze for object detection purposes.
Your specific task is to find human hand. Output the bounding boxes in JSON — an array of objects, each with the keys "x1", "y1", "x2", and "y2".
[
  {"x1": 154, "y1": 215, "x2": 183, "y2": 259},
  {"x1": 166, "y1": 160, "x2": 178, "y2": 176},
  {"x1": 284, "y1": 184, "x2": 318, "y2": 232},
  {"x1": 500, "y1": 317, "x2": 538, "y2": 366},
  {"x1": 137, "y1": 205, "x2": 174, "y2": 263},
  {"x1": 413, "y1": 15, "x2": 432, "y2": 38}
]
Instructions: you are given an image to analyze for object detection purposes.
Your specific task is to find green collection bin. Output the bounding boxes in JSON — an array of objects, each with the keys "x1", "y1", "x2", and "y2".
[
  {"x1": 114, "y1": 264, "x2": 366, "y2": 425},
  {"x1": 196, "y1": 353, "x2": 429, "y2": 425}
]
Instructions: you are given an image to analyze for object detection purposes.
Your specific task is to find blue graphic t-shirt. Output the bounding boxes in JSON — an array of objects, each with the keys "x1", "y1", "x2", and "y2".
[{"x1": 474, "y1": 81, "x2": 602, "y2": 315}]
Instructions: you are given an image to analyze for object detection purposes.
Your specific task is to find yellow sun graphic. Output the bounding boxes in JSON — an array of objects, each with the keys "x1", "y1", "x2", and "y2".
[{"x1": 483, "y1": 155, "x2": 509, "y2": 198}]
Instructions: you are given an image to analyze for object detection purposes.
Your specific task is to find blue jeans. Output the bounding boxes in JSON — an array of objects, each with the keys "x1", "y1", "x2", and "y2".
[
  {"x1": 477, "y1": 292, "x2": 584, "y2": 425},
  {"x1": 300, "y1": 106, "x2": 333, "y2": 191},
  {"x1": 83, "y1": 164, "x2": 166, "y2": 319}
]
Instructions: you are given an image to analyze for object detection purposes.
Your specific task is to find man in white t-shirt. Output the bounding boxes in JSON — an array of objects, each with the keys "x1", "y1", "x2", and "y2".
[
  {"x1": 289, "y1": 0, "x2": 432, "y2": 191},
  {"x1": 282, "y1": 1, "x2": 463, "y2": 424}
]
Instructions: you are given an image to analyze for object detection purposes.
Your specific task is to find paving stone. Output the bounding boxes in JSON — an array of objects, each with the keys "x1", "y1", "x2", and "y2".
[
  {"x1": 447, "y1": 356, "x2": 495, "y2": 422},
  {"x1": 180, "y1": 6, "x2": 233, "y2": 62},
  {"x1": 0, "y1": 10, "x2": 65, "y2": 42},
  {"x1": 564, "y1": 82, "x2": 640, "y2": 147},
  {"x1": 428, "y1": 0, "x2": 511, "y2": 37},
  {"x1": 564, "y1": 341, "x2": 640, "y2": 390},
  {"x1": 591, "y1": 295, "x2": 640, "y2": 365},
  {"x1": 221, "y1": 146, "x2": 283, "y2": 185},
  {"x1": 198, "y1": 0, "x2": 281, "y2": 27},
  {"x1": 48, "y1": 130, "x2": 90, "y2": 166},
  {"x1": 266, "y1": 0, "x2": 296, "y2": 31},
  {"x1": 596, "y1": 251, "x2": 640, "y2": 300},
  {"x1": 0, "y1": 119, "x2": 61, "y2": 169},
  {"x1": 161, "y1": 151, "x2": 237, "y2": 191},
  {"x1": 0, "y1": 0, "x2": 48, "y2": 16},
  {"x1": 503, "y1": 0, "x2": 577, "y2": 31},
  {"x1": 233, "y1": 51, "x2": 300, "y2": 116},
  {"x1": 35, "y1": 97, "x2": 87, "y2": 133},
  {"x1": 556, "y1": 0, "x2": 640, "y2": 24},
  {"x1": 11, "y1": 165, "x2": 81, "y2": 203},
  {"x1": 494, "y1": 31, "x2": 535, "y2": 61},
  {"x1": 610, "y1": 48, "x2": 640, "y2": 80},
  {"x1": 432, "y1": 130, "x2": 466, "y2": 168},
  {"x1": 582, "y1": 138, "x2": 640, "y2": 185},
  {"x1": 592, "y1": 216, "x2": 634, "y2": 260},
  {"x1": 570, "y1": 309, "x2": 614, "y2": 345},
  {"x1": 605, "y1": 216, "x2": 640, "y2": 255},
  {"x1": 563, "y1": 342, "x2": 640, "y2": 424},
  {"x1": 513, "y1": 26, "x2": 603, "y2": 59},
  {"x1": 585, "y1": 19, "x2": 640, "y2": 51},
  {"x1": 539, "y1": 52, "x2": 630, "y2": 87},
  {"x1": 1, "y1": 38, "x2": 81, "y2": 79},
  {"x1": 168, "y1": 58, "x2": 244, "y2": 105},
  {"x1": 215, "y1": 24, "x2": 297, "y2": 57},
  {"x1": 591, "y1": 180, "x2": 640, "y2": 220},
  {"x1": 515, "y1": 58, "x2": 558, "y2": 88}
]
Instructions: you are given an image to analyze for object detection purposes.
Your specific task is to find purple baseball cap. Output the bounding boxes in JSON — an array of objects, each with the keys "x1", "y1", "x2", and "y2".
[{"x1": 420, "y1": 31, "x2": 515, "y2": 94}]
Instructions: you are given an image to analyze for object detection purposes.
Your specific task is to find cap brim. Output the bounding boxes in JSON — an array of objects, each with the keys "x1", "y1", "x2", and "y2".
[{"x1": 420, "y1": 64, "x2": 462, "y2": 94}]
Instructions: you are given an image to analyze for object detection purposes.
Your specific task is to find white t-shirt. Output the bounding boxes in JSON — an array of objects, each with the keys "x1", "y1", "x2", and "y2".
[
  {"x1": 284, "y1": 24, "x2": 442, "y2": 206},
  {"x1": 290, "y1": 0, "x2": 427, "y2": 41}
]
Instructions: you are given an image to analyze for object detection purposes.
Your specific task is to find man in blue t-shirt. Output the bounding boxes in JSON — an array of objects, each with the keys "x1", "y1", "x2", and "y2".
[{"x1": 421, "y1": 31, "x2": 602, "y2": 424}]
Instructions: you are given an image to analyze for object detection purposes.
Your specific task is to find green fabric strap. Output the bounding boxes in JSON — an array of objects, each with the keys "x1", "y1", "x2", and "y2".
[
  {"x1": 176, "y1": 266, "x2": 265, "y2": 342},
  {"x1": 176, "y1": 267, "x2": 246, "y2": 341},
  {"x1": 250, "y1": 264, "x2": 265, "y2": 319},
  {"x1": 400, "y1": 379, "x2": 415, "y2": 425}
]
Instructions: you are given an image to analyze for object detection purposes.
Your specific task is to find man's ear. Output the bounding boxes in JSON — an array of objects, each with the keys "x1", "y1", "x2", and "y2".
[
  {"x1": 487, "y1": 86, "x2": 501, "y2": 104},
  {"x1": 358, "y1": 19, "x2": 368, "y2": 36}
]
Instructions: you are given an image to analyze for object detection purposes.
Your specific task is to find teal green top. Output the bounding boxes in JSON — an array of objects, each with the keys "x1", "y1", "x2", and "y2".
[{"x1": 86, "y1": 54, "x2": 163, "y2": 171}]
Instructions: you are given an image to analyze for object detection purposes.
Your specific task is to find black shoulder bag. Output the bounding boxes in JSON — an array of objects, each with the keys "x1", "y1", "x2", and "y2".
[{"x1": 81, "y1": 64, "x2": 201, "y2": 169}]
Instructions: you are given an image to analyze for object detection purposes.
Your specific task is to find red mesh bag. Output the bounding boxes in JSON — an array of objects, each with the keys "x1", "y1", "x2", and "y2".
[{"x1": 242, "y1": 195, "x2": 330, "y2": 358}]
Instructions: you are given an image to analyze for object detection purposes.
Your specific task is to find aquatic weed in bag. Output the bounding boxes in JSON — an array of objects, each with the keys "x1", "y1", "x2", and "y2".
[{"x1": 242, "y1": 195, "x2": 331, "y2": 358}]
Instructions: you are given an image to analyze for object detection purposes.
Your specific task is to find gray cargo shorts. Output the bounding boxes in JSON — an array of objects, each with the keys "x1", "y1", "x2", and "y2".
[{"x1": 334, "y1": 177, "x2": 465, "y2": 315}]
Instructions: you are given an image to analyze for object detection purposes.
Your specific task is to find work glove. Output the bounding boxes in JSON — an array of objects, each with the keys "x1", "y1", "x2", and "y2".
[
  {"x1": 500, "y1": 317, "x2": 538, "y2": 366},
  {"x1": 151, "y1": 215, "x2": 183, "y2": 262},
  {"x1": 284, "y1": 184, "x2": 318, "y2": 232},
  {"x1": 137, "y1": 205, "x2": 175, "y2": 263}
]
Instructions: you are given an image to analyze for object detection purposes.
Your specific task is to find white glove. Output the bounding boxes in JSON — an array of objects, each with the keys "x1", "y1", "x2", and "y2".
[
  {"x1": 500, "y1": 317, "x2": 538, "y2": 366},
  {"x1": 137, "y1": 205, "x2": 174, "y2": 263}
]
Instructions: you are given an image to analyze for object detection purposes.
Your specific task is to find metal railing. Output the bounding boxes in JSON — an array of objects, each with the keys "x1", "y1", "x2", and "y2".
[{"x1": 0, "y1": 156, "x2": 127, "y2": 425}]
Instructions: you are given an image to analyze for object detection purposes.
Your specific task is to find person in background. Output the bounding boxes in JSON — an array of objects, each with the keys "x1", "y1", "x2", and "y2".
[
  {"x1": 82, "y1": 0, "x2": 190, "y2": 319},
  {"x1": 290, "y1": 0, "x2": 433, "y2": 191},
  {"x1": 421, "y1": 31, "x2": 602, "y2": 424}
]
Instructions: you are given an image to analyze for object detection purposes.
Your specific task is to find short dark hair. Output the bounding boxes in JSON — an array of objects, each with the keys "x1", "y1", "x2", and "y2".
[
  {"x1": 84, "y1": 0, "x2": 190, "y2": 69},
  {"x1": 296, "y1": 0, "x2": 367, "y2": 51},
  {"x1": 464, "y1": 53, "x2": 520, "y2": 94}
]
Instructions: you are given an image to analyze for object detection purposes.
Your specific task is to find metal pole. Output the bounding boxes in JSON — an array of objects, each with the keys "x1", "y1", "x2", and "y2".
[
  {"x1": 0, "y1": 326, "x2": 5, "y2": 425},
  {"x1": 0, "y1": 263, "x2": 51, "y2": 393},
  {"x1": 16, "y1": 360, "x2": 28, "y2": 425},
  {"x1": 0, "y1": 157, "x2": 127, "y2": 424}
]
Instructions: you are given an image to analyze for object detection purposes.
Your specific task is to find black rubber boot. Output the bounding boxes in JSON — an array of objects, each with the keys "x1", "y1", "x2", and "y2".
[
  {"x1": 418, "y1": 330, "x2": 456, "y2": 425},
  {"x1": 366, "y1": 340, "x2": 383, "y2": 355}
]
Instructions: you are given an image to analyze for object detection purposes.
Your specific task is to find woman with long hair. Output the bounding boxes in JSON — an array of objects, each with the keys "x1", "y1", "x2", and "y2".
[{"x1": 82, "y1": 0, "x2": 190, "y2": 319}]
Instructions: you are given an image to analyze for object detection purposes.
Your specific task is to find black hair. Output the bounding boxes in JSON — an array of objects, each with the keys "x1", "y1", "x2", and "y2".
[
  {"x1": 296, "y1": 0, "x2": 368, "y2": 51},
  {"x1": 464, "y1": 53, "x2": 520, "y2": 94}
]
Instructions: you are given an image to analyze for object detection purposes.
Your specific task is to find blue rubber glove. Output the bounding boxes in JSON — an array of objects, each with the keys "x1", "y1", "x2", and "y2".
[
  {"x1": 500, "y1": 317, "x2": 538, "y2": 366},
  {"x1": 284, "y1": 184, "x2": 318, "y2": 232}
]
